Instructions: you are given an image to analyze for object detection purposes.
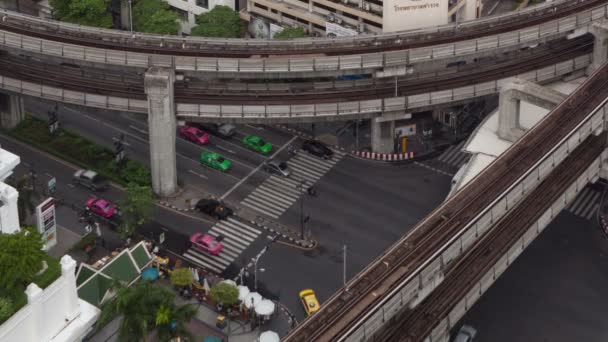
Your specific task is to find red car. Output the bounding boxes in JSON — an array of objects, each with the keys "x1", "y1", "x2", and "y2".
[
  {"x1": 85, "y1": 197, "x2": 119, "y2": 219},
  {"x1": 179, "y1": 126, "x2": 209, "y2": 145},
  {"x1": 190, "y1": 233, "x2": 223, "y2": 255}
]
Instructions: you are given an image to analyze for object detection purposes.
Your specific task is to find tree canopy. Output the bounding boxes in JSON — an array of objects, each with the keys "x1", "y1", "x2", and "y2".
[
  {"x1": 132, "y1": 0, "x2": 180, "y2": 35},
  {"x1": 170, "y1": 268, "x2": 192, "y2": 288},
  {"x1": 209, "y1": 282, "x2": 239, "y2": 306},
  {"x1": 119, "y1": 183, "x2": 154, "y2": 238},
  {"x1": 0, "y1": 227, "x2": 45, "y2": 291},
  {"x1": 50, "y1": 0, "x2": 113, "y2": 28},
  {"x1": 190, "y1": 6, "x2": 243, "y2": 38},
  {"x1": 273, "y1": 26, "x2": 307, "y2": 40}
]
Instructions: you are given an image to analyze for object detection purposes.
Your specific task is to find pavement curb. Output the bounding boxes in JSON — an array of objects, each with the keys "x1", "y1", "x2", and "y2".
[
  {"x1": 158, "y1": 200, "x2": 196, "y2": 212},
  {"x1": 351, "y1": 151, "x2": 416, "y2": 161}
]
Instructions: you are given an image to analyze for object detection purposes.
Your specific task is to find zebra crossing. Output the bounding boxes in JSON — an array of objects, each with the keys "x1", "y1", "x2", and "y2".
[
  {"x1": 241, "y1": 149, "x2": 346, "y2": 219},
  {"x1": 183, "y1": 217, "x2": 262, "y2": 274},
  {"x1": 438, "y1": 141, "x2": 470, "y2": 168},
  {"x1": 566, "y1": 187, "x2": 601, "y2": 220}
]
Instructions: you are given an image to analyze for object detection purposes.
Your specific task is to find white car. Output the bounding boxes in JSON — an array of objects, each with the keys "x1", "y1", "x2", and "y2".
[{"x1": 454, "y1": 325, "x2": 477, "y2": 342}]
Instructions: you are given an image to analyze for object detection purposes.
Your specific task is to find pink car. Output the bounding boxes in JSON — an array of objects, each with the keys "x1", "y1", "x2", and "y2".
[
  {"x1": 179, "y1": 126, "x2": 209, "y2": 145},
  {"x1": 85, "y1": 197, "x2": 119, "y2": 219},
  {"x1": 190, "y1": 233, "x2": 223, "y2": 255}
]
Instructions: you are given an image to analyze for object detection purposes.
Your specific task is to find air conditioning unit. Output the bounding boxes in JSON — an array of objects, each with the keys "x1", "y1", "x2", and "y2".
[
  {"x1": 335, "y1": 17, "x2": 343, "y2": 25},
  {"x1": 358, "y1": 23, "x2": 365, "y2": 33},
  {"x1": 364, "y1": 2, "x2": 370, "y2": 11}
]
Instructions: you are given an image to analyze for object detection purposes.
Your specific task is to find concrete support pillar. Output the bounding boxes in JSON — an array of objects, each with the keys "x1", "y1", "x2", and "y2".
[
  {"x1": 498, "y1": 79, "x2": 566, "y2": 142},
  {"x1": 120, "y1": 0, "x2": 130, "y2": 31},
  {"x1": 590, "y1": 21, "x2": 608, "y2": 73},
  {"x1": 371, "y1": 118, "x2": 395, "y2": 153},
  {"x1": 144, "y1": 67, "x2": 177, "y2": 197},
  {"x1": 25, "y1": 283, "x2": 43, "y2": 342},
  {"x1": 0, "y1": 94, "x2": 24, "y2": 129},
  {"x1": 60, "y1": 255, "x2": 80, "y2": 321}
]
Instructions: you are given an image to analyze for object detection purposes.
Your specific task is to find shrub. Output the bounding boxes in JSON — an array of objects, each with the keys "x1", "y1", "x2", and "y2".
[
  {"x1": 32, "y1": 255, "x2": 61, "y2": 289},
  {"x1": 170, "y1": 268, "x2": 192, "y2": 288},
  {"x1": 209, "y1": 282, "x2": 239, "y2": 306},
  {"x1": 0, "y1": 297, "x2": 13, "y2": 323}
]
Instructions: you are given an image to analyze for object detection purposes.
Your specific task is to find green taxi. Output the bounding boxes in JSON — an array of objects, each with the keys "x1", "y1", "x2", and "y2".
[
  {"x1": 200, "y1": 151, "x2": 232, "y2": 172},
  {"x1": 242, "y1": 135, "x2": 272, "y2": 155}
]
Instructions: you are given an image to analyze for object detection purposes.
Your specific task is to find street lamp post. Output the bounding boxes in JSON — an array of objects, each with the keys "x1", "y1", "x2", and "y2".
[
  {"x1": 250, "y1": 235, "x2": 278, "y2": 291},
  {"x1": 297, "y1": 180, "x2": 306, "y2": 240},
  {"x1": 128, "y1": 0, "x2": 133, "y2": 33}
]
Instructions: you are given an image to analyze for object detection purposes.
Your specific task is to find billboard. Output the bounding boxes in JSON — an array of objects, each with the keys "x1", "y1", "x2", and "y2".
[
  {"x1": 36, "y1": 197, "x2": 57, "y2": 250},
  {"x1": 382, "y1": 0, "x2": 448, "y2": 33},
  {"x1": 325, "y1": 22, "x2": 357, "y2": 38}
]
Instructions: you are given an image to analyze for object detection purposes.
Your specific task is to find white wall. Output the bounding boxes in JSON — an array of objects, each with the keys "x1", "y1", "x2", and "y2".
[
  {"x1": 0, "y1": 146, "x2": 20, "y2": 234},
  {"x1": 383, "y1": 0, "x2": 449, "y2": 33},
  {"x1": 0, "y1": 256, "x2": 100, "y2": 342}
]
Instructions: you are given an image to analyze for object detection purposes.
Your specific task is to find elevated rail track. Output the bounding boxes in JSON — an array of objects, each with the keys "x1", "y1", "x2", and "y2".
[{"x1": 282, "y1": 62, "x2": 608, "y2": 341}]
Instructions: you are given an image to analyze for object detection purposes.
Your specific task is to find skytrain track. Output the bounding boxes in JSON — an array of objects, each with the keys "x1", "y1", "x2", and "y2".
[
  {"x1": 0, "y1": 0, "x2": 603, "y2": 57},
  {"x1": 373, "y1": 131, "x2": 607, "y2": 342},
  {"x1": 0, "y1": 36, "x2": 592, "y2": 105},
  {"x1": 282, "y1": 63, "x2": 608, "y2": 341}
]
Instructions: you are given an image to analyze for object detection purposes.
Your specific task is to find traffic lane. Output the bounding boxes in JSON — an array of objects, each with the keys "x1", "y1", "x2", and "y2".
[
  {"x1": 236, "y1": 124, "x2": 294, "y2": 148},
  {"x1": 461, "y1": 212, "x2": 608, "y2": 342}
]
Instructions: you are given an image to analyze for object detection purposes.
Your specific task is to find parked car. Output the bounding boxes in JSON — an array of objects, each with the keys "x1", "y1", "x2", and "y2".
[
  {"x1": 299, "y1": 289, "x2": 320, "y2": 316},
  {"x1": 73, "y1": 169, "x2": 109, "y2": 191},
  {"x1": 179, "y1": 125, "x2": 209, "y2": 145},
  {"x1": 200, "y1": 151, "x2": 232, "y2": 172},
  {"x1": 302, "y1": 140, "x2": 334, "y2": 160},
  {"x1": 190, "y1": 233, "x2": 223, "y2": 255},
  {"x1": 242, "y1": 135, "x2": 272, "y2": 155},
  {"x1": 195, "y1": 199, "x2": 233, "y2": 220},
  {"x1": 263, "y1": 159, "x2": 290, "y2": 177},
  {"x1": 189, "y1": 123, "x2": 236, "y2": 139},
  {"x1": 85, "y1": 196, "x2": 119, "y2": 219},
  {"x1": 454, "y1": 325, "x2": 477, "y2": 342}
]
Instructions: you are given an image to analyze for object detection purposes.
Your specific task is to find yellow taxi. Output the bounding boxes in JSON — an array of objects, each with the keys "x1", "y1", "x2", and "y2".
[{"x1": 299, "y1": 289, "x2": 320, "y2": 316}]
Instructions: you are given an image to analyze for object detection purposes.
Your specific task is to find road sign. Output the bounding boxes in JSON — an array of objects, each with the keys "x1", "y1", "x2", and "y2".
[
  {"x1": 47, "y1": 177, "x2": 56, "y2": 193},
  {"x1": 159, "y1": 232, "x2": 165, "y2": 244}
]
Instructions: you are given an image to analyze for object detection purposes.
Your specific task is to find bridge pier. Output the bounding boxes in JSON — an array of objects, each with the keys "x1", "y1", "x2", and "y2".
[
  {"x1": 144, "y1": 67, "x2": 178, "y2": 197},
  {"x1": 0, "y1": 94, "x2": 24, "y2": 129},
  {"x1": 497, "y1": 79, "x2": 566, "y2": 142},
  {"x1": 590, "y1": 21, "x2": 608, "y2": 74},
  {"x1": 371, "y1": 118, "x2": 395, "y2": 154}
]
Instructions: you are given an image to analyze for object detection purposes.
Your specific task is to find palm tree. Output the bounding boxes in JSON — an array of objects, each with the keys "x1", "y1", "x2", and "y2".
[
  {"x1": 97, "y1": 281, "x2": 175, "y2": 342},
  {"x1": 155, "y1": 302, "x2": 197, "y2": 342}
]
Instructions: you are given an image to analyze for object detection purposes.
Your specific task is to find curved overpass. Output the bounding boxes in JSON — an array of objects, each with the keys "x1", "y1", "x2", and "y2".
[{"x1": 0, "y1": 0, "x2": 605, "y2": 76}]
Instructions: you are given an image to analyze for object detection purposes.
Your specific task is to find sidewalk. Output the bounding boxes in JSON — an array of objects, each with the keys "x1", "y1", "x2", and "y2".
[{"x1": 48, "y1": 225, "x2": 82, "y2": 258}]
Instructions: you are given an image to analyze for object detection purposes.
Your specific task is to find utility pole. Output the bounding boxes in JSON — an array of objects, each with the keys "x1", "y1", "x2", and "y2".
[
  {"x1": 128, "y1": 0, "x2": 133, "y2": 34},
  {"x1": 251, "y1": 235, "x2": 278, "y2": 291},
  {"x1": 343, "y1": 244, "x2": 347, "y2": 286},
  {"x1": 296, "y1": 181, "x2": 309, "y2": 240},
  {"x1": 114, "y1": 134, "x2": 126, "y2": 165}
]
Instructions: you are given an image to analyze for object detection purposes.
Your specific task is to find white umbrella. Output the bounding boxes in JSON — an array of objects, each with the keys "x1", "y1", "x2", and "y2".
[
  {"x1": 192, "y1": 268, "x2": 200, "y2": 283},
  {"x1": 203, "y1": 278, "x2": 210, "y2": 293},
  {"x1": 221, "y1": 279, "x2": 237, "y2": 287},
  {"x1": 244, "y1": 292, "x2": 263, "y2": 309},
  {"x1": 254, "y1": 299, "x2": 275, "y2": 316},
  {"x1": 238, "y1": 285, "x2": 250, "y2": 301},
  {"x1": 259, "y1": 331, "x2": 280, "y2": 342}
]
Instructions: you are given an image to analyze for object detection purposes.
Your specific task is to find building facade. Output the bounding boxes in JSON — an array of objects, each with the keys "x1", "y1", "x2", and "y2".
[
  {"x1": 245, "y1": 0, "x2": 482, "y2": 37},
  {"x1": 0, "y1": 145, "x2": 20, "y2": 234},
  {"x1": 166, "y1": 0, "x2": 236, "y2": 34}
]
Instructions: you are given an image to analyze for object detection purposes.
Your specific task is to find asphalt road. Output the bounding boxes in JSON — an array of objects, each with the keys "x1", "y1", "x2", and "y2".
[{"x1": 458, "y1": 211, "x2": 608, "y2": 342}]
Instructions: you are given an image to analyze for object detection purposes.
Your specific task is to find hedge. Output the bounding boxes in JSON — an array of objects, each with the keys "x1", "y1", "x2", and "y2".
[
  {"x1": 8, "y1": 117, "x2": 151, "y2": 187},
  {"x1": 32, "y1": 255, "x2": 62, "y2": 289}
]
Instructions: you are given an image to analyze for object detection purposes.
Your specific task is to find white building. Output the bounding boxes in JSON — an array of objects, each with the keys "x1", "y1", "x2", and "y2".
[{"x1": 0, "y1": 146, "x2": 20, "y2": 234}]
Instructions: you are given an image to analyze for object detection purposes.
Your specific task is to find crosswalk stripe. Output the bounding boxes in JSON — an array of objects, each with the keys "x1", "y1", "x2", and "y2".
[
  {"x1": 206, "y1": 231, "x2": 249, "y2": 251},
  {"x1": 452, "y1": 153, "x2": 469, "y2": 167},
  {"x1": 268, "y1": 175, "x2": 302, "y2": 189},
  {"x1": 582, "y1": 204, "x2": 598, "y2": 220},
  {"x1": 288, "y1": 162, "x2": 326, "y2": 179},
  {"x1": 438, "y1": 145, "x2": 457, "y2": 162},
  {"x1": 289, "y1": 173, "x2": 315, "y2": 186},
  {"x1": 242, "y1": 201, "x2": 279, "y2": 219},
  {"x1": 574, "y1": 191, "x2": 599, "y2": 216},
  {"x1": 296, "y1": 154, "x2": 334, "y2": 170},
  {"x1": 443, "y1": 147, "x2": 464, "y2": 165},
  {"x1": 331, "y1": 149, "x2": 347, "y2": 157},
  {"x1": 246, "y1": 192, "x2": 291, "y2": 212},
  {"x1": 570, "y1": 189, "x2": 595, "y2": 214},
  {"x1": 255, "y1": 185, "x2": 299, "y2": 203},
  {"x1": 290, "y1": 158, "x2": 331, "y2": 174},
  {"x1": 227, "y1": 218, "x2": 263, "y2": 236},
  {"x1": 265, "y1": 177, "x2": 302, "y2": 194},
  {"x1": 217, "y1": 220, "x2": 260, "y2": 240},
  {"x1": 186, "y1": 249, "x2": 231, "y2": 267},
  {"x1": 250, "y1": 188, "x2": 296, "y2": 207},
  {"x1": 182, "y1": 254, "x2": 223, "y2": 274},
  {"x1": 211, "y1": 225, "x2": 256, "y2": 246},
  {"x1": 289, "y1": 169, "x2": 322, "y2": 184}
]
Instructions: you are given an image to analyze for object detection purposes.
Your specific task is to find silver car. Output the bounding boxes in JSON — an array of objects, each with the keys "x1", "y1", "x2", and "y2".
[
  {"x1": 263, "y1": 159, "x2": 290, "y2": 177},
  {"x1": 454, "y1": 325, "x2": 477, "y2": 342}
]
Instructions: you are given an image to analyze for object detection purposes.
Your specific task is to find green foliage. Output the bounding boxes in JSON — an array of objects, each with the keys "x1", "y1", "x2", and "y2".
[
  {"x1": 209, "y1": 282, "x2": 239, "y2": 306},
  {"x1": 69, "y1": 232, "x2": 98, "y2": 252},
  {"x1": 50, "y1": 0, "x2": 113, "y2": 28},
  {"x1": 119, "y1": 183, "x2": 154, "y2": 238},
  {"x1": 273, "y1": 27, "x2": 307, "y2": 40},
  {"x1": 0, "y1": 297, "x2": 13, "y2": 323},
  {"x1": 170, "y1": 268, "x2": 192, "y2": 288},
  {"x1": 97, "y1": 281, "x2": 195, "y2": 341},
  {"x1": 0, "y1": 228, "x2": 45, "y2": 291},
  {"x1": 32, "y1": 255, "x2": 61, "y2": 289},
  {"x1": 190, "y1": 6, "x2": 243, "y2": 38},
  {"x1": 10, "y1": 117, "x2": 151, "y2": 187},
  {"x1": 133, "y1": 0, "x2": 180, "y2": 34}
]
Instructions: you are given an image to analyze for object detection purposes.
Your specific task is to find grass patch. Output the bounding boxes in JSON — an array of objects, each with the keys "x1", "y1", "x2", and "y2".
[
  {"x1": 8, "y1": 116, "x2": 151, "y2": 187},
  {"x1": 32, "y1": 255, "x2": 62, "y2": 289}
]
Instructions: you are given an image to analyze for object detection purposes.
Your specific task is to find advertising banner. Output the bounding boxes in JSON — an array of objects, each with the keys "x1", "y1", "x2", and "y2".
[
  {"x1": 325, "y1": 22, "x2": 357, "y2": 37},
  {"x1": 382, "y1": 0, "x2": 448, "y2": 33},
  {"x1": 36, "y1": 197, "x2": 57, "y2": 250}
]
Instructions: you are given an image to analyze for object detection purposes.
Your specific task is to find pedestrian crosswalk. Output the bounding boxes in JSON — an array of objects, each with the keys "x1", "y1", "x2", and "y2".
[
  {"x1": 566, "y1": 187, "x2": 601, "y2": 220},
  {"x1": 183, "y1": 217, "x2": 262, "y2": 274},
  {"x1": 241, "y1": 149, "x2": 346, "y2": 219},
  {"x1": 438, "y1": 141, "x2": 470, "y2": 168}
]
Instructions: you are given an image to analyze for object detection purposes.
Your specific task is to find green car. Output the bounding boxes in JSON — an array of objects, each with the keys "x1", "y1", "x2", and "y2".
[
  {"x1": 242, "y1": 135, "x2": 272, "y2": 155},
  {"x1": 200, "y1": 151, "x2": 232, "y2": 172}
]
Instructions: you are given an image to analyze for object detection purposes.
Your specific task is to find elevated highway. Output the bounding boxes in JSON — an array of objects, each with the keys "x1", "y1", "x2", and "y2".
[
  {"x1": 282, "y1": 62, "x2": 608, "y2": 341},
  {"x1": 0, "y1": 0, "x2": 605, "y2": 77}
]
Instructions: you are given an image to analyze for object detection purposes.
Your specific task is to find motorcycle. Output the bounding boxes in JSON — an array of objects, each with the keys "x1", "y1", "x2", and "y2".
[{"x1": 288, "y1": 144, "x2": 298, "y2": 156}]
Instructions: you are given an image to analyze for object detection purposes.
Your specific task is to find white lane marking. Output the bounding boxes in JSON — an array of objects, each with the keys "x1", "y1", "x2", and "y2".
[
  {"x1": 112, "y1": 137, "x2": 131, "y2": 146},
  {"x1": 215, "y1": 144, "x2": 236, "y2": 154},
  {"x1": 129, "y1": 125, "x2": 148, "y2": 135},
  {"x1": 246, "y1": 124, "x2": 264, "y2": 131},
  {"x1": 188, "y1": 169, "x2": 208, "y2": 179},
  {"x1": 219, "y1": 136, "x2": 297, "y2": 200},
  {"x1": 487, "y1": 0, "x2": 500, "y2": 15}
]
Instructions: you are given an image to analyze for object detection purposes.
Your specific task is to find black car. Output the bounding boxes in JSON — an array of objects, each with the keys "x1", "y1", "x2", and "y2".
[
  {"x1": 195, "y1": 198, "x2": 233, "y2": 220},
  {"x1": 73, "y1": 169, "x2": 109, "y2": 191},
  {"x1": 302, "y1": 140, "x2": 334, "y2": 160},
  {"x1": 188, "y1": 123, "x2": 236, "y2": 139}
]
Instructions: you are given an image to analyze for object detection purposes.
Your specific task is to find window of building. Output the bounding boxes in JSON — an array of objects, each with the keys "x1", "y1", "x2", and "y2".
[
  {"x1": 254, "y1": 3, "x2": 269, "y2": 10},
  {"x1": 196, "y1": 0, "x2": 209, "y2": 9}
]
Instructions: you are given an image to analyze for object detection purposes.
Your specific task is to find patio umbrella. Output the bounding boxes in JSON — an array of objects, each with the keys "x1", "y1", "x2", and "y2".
[
  {"x1": 141, "y1": 267, "x2": 159, "y2": 281},
  {"x1": 254, "y1": 299, "x2": 275, "y2": 316},
  {"x1": 238, "y1": 285, "x2": 250, "y2": 301},
  {"x1": 259, "y1": 331, "x2": 280, "y2": 342},
  {"x1": 192, "y1": 267, "x2": 200, "y2": 283},
  {"x1": 243, "y1": 292, "x2": 263, "y2": 309},
  {"x1": 202, "y1": 336, "x2": 223, "y2": 342},
  {"x1": 203, "y1": 278, "x2": 210, "y2": 293}
]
